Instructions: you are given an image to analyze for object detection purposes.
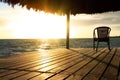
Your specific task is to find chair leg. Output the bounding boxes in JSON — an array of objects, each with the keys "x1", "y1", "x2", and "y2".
[
  {"x1": 107, "y1": 41, "x2": 111, "y2": 51},
  {"x1": 96, "y1": 41, "x2": 99, "y2": 51},
  {"x1": 93, "y1": 41, "x2": 95, "y2": 50}
]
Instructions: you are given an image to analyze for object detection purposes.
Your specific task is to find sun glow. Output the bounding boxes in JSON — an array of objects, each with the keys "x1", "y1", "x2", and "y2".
[
  {"x1": 1, "y1": 3, "x2": 120, "y2": 39},
  {"x1": 7, "y1": 9, "x2": 67, "y2": 39}
]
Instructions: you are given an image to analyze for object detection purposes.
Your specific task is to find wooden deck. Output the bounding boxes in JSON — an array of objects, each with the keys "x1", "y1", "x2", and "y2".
[{"x1": 0, "y1": 48, "x2": 120, "y2": 80}]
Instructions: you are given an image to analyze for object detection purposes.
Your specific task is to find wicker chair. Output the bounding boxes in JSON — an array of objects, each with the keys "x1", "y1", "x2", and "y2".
[{"x1": 93, "y1": 26, "x2": 111, "y2": 51}]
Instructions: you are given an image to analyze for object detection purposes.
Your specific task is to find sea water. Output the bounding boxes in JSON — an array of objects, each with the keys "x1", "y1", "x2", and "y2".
[{"x1": 0, "y1": 38, "x2": 120, "y2": 56}]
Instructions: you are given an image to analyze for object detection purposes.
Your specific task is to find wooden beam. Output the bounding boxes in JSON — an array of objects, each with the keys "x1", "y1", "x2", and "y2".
[{"x1": 66, "y1": 11, "x2": 70, "y2": 49}]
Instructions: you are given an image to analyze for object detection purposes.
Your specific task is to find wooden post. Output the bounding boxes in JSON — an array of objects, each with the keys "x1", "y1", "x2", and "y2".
[{"x1": 66, "y1": 11, "x2": 70, "y2": 49}]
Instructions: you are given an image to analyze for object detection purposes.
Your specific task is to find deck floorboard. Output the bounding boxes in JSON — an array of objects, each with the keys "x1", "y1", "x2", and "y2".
[{"x1": 0, "y1": 48, "x2": 120, "y2": 80}]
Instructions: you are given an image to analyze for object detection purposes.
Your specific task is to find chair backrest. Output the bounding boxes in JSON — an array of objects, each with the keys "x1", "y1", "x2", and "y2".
[{"x1": 93, "y1": 26, "x2": 111, "y2": 41}]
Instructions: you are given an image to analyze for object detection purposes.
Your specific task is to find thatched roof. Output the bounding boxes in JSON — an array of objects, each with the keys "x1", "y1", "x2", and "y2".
[{"x1": 0, "y1": 0, "x2": 120, "y2": 15}]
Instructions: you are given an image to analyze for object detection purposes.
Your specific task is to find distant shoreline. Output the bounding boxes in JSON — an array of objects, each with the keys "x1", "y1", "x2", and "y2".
[
  {"x1": 110, "y1": 36, "x2": 120, "y2": 38},
  {"x1": 0, "y1": 36, "x2": 119, "y2": 40}
]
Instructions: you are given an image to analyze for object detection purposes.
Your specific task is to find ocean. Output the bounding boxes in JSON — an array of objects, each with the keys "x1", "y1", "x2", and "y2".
[{"x1": 0, "y1": 38, "x2": 120, "y2": 57}]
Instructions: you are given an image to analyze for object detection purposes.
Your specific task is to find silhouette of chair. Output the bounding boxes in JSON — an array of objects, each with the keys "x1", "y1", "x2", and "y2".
[{"x1": 93, "y1": 26, "x2": 111, "y2": 51}]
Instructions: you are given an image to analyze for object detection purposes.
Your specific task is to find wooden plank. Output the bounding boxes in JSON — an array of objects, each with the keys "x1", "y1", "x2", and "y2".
[
  {"x1": 0, "y1": 49, "x2": 70, "y2": 68},
  {"x1": 0, "y1": 70, "x2": 18, "y2": 77},
  {"x1": 12, "y1": 72, "x2": 41, "y2": 80},
  {"x1": 48, "y1": 48, "x2": 97, "y2": 73},
  {"x1": 35, "y1": 49, "x2": 91, "y2": 72},
  {"x1": 0, "y1": 69, "x2": 7, "y2": 73},
  {"x1": 29, "y1": 73, "x2": 55, "y2": 80},
  {"x1": 117, "y1": 48, "x2": 120, "y2": 80},
  {"x1": 18, "y1": 50, "x2": 80, "y2": 70},
  {"x1": 65, "y1": 48, "x2": 108, "y2": 80},
  {"x1": 118, "y1": 67, "x2": 120, "y2": 80},
  {"x1": 0, "y1": 49, "x2": 73, "y2": 69},
  {"x1": 83, "y1": 48, "x2": 116, "y2": 80},
  {"x1": 101, "y1": 48, "x2": 120, "y2": 80},
  {"x1": 20, "y1": 48, "x2": 89, "y2": 71},
  {"x1": 19, "y1": 51, "x2": 80, "y2": 70},
  {"x1": 0, "y1": 71, "x2": 28, "y2": 80},
  {"x1": 46, "y1": 49, "x2": 105, "y2": 79}
]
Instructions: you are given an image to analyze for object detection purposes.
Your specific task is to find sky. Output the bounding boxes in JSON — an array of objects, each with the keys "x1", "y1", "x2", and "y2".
[{"x1": 0, "y1": 2, "x2": 120, "y2": 39}]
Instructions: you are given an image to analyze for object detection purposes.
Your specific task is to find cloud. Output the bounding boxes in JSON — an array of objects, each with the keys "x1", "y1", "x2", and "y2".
[
  {"x1": 95, "y1": 11, "x2": 120, "y2": 24},
  {"x1": 70, "y1": 11, "x2": 120, "y2": 27},
  {"x1": 70, "y1": 11, "x2": 120, "y2": 37}
]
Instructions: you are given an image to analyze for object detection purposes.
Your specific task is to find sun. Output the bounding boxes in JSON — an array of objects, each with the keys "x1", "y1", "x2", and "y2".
[{"x1": 7, "y1": 10, "x2": 67, "y2": 39}]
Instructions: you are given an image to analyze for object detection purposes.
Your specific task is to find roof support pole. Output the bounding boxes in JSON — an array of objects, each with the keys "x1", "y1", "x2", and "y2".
[{"x1": 66, "y1": 11, "x2": 70, "y2": 49}]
